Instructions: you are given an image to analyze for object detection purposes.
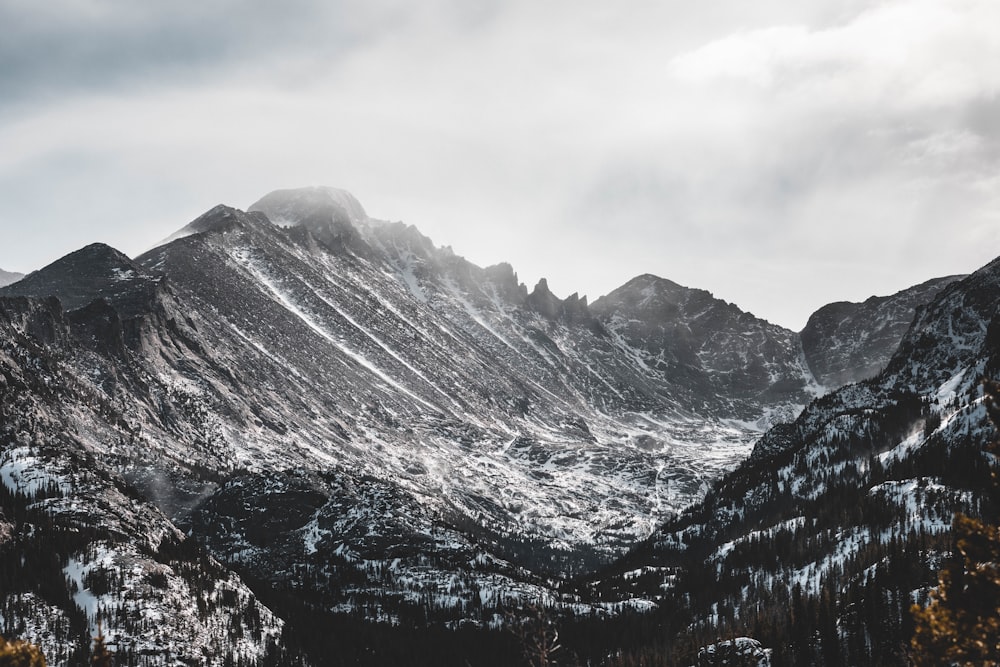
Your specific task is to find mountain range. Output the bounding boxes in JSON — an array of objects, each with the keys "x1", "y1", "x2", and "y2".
[
  {"x1": 585, "y1": 259, "x2": 1000, "y2": 665},
  {"x1": 0, "y1": 186, "x2": 992, "y2": 666}
]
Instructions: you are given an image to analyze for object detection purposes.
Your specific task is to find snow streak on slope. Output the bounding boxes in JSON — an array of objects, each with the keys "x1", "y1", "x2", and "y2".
[{"x1": 230, "y1": 247, "x2": 443, "y2": 413}]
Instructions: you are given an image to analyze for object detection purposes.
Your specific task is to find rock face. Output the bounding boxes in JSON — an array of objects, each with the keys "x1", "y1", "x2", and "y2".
[
  {"x1": 592, "y1": 274, "x2": 817, "y2": 423},
  {"x1": 0, "y1": 296, "x2": 283, "y2": 665},
  {"x1": 800, "y1": 276, "x2": 963, "y2": 388},
  {"x1": 884, "y1": 257, "x2": 1000, "y2": 392}
]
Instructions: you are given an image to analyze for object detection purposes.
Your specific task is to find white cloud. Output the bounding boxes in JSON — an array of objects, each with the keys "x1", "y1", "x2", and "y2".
[
  {"x1": 669, "y1": 0, "x2": 1000, "y2": 108},
  {"x1": 0, "y1": 0, "x2": 998, "y2": 328}
]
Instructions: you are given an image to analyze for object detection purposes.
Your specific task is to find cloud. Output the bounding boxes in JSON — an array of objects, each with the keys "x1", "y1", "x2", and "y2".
[
  {"x1": 555, "y1": 0, "x2": 1000, "y2": 325},
  {"x1": 0, "y1": 0, "x2": 998, "y2": 328},
  {"x1": 0, "y1": 0, "x2": 390, "y2": 113},
  {"x1": 669, "y1": 0, "x2": 1000, "y2": 107}
]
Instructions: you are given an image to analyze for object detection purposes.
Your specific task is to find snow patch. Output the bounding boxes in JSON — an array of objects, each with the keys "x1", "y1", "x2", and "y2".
[{"x1": 0, "y1": 447, "x2": 71, "y2": 497}]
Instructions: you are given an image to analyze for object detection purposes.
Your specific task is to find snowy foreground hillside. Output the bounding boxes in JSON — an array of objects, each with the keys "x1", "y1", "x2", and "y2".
[{"x1": 0, "y1": 187, "x2": 986, "y2": 666}]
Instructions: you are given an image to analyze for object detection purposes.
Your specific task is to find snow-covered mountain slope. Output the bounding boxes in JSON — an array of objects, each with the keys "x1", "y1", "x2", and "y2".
[
  {"x1": 800, "y1": 276, "x2": 963, "y2": 388},
  {"x1": 0, "y1": 188, "x2": 815, "y2": 644},
  {"x1": 0, "y1": 186, "x2": 974, "y2": 665},
  {"x1": 591, "y1": 255, "x2": 1000, "y2": 666},
  {"x1": 0, "y1": 269, "x2": 24, "y2": 288},
  {"x1": 0, "y1": 297, "x2": 285, "y2": 666},
  {"x1": 129, "y1": 193, "x2": 799, "y2": 611},
  {"x1": 135, "y1": 201, "x2": 751, "y2": 544}
]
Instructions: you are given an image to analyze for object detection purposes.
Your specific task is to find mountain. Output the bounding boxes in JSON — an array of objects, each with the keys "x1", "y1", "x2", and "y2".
[
  {"x1": 127, "y1": 189, "x2": 827, "y2": 618},
  {"x1": 1, "y1": 244, "x2": 163, "y2": 317},
  {"x1": 0, "y1": 296, "x2": 285, "y2": 665},
  {"x1": 800, "y1": 276, "x2": 963, "y2": 388},
  {"x1": 0, "y1": 187, "x2": 810, "y2": 663},
  {"x1": 587, "y1": 257, "x2": 1000, "y2": 666},
  {"x1": 0, "y1": 186, "x2": 975, "y2": 665},
  {"x1": 592, "y1": 274, "x2": 818, "y2": 424},
  {"x1": 0, "y1": 269, "x2": 24, "y2": 288}
]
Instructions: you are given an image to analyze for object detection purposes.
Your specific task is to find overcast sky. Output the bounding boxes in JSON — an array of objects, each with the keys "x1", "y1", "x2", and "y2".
[{"x1": 1, "y1": 0, "x2": 998, "y2": 329}]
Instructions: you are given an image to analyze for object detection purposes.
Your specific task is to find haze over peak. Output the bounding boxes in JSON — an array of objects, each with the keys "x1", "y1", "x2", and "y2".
[{"x1": 249, "y1": 186, "x2": 369, "y2": 229}]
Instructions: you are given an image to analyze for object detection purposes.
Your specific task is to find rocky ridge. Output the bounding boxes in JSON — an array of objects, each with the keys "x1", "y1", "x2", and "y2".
[{"x1": 800, "y1": 276, "x2": 963, "y2": 388}]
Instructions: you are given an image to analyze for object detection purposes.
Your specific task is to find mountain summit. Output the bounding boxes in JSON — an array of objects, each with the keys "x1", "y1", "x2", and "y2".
[
  {"x1": 593, "y1": 273, "x2": 816, "y2": 421},
  {"x1": 249, "y1": 186, "x2": 372, "y2": 256},
  {"x1": 250, "y1": 186, "x2": 369, "y2": 228},
  {"x1": 801, "y1": 276, "x2": 963, "y2": 387},
  {"x1": 1, "y1": 242, "x2": 164, "y2": 319}
]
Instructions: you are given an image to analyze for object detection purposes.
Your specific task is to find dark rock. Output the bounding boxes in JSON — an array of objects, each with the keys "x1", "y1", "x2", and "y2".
[{"x1": 801, "y1": 276, "x2": 962, "y2": 387}]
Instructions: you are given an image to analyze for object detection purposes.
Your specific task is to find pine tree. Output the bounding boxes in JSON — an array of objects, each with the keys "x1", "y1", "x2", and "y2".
[
  {"x1": 911, "y1": 514, "x2": 1000, "y2": 666},
  {"x1": 509, "y1": 605, "x2": 569, "y2": 667},
  {"x1": 910, "y1": 380, "x2": 1000, "y2": 666},
  {"x1": 89, "y1": 619, "x2": 113, "y2": 667},
  {"x1": 0, "y1": 635, "x2": 48, "y2": 666}
]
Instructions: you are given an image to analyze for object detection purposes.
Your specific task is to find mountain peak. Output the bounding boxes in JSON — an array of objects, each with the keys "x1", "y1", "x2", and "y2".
[
  {"x1": 0, "y1": 242, "x2": 156, "y2": 312},
  {"x1": 154, "y1": 205, "x2": 267, "y2": 249},
  {"x1": 249, "y1": 186, "x2": 368, "y2": 228},
  {"x1": 801, "y1": 274, "x2": 964, "y2": 387},
  {"x1": 593, "y1": 273, "x2": 712, "y2": 315},
  {"x1": 68, "y1": 241, "x2": 134, "y2": 264},
  {"x1": 188, "y1": 204, "x2": 248, "y2": 231},
  {"x1": 248, "y1": 186, "x2": 371, "y2": 256},
  {"x1": 20, "y1": 242, "x2": 139, "y2": 279}
]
